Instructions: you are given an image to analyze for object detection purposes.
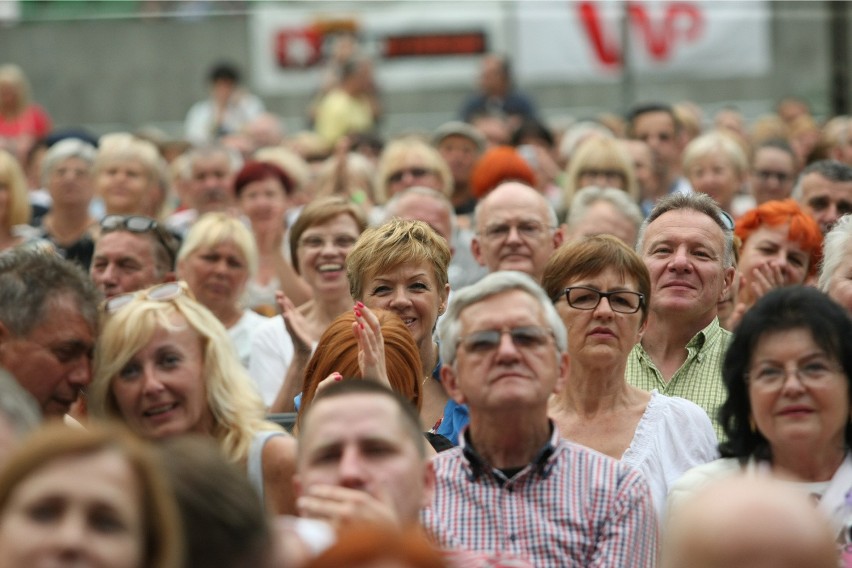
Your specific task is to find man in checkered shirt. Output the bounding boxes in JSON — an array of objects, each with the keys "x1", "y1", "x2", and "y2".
[{"x1": 424, "y1": 271, "x2": 658, "y2": 567}]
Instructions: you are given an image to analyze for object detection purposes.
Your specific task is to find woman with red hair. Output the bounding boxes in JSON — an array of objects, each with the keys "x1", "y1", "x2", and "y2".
[
  {"x1": 298, "y1": 308, "x2": 422, "y2": 419},
  {"x1": 728, "y1": 199, "x2": 822, "y2": 328},
  {"x1": 234, "y1": 160, "x2": 309, "y2": 311}
]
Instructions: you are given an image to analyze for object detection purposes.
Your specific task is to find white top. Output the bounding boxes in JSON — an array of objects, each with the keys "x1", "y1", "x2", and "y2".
[
  {"x1": 184, "y1": 92, "x2": 265, "y2": 145},
  {"x1": 622, "y1": 390, "x2": 719, "y2": 519},
  {"x1": 669, "y1": 454, "x2": 852, "y2": 539},
  {"x1": 228, "y1": 309, "x2": 269, "y2": 370},
  {"x1": 248, "y1": 315, "x2": 295, "y2": 407}
]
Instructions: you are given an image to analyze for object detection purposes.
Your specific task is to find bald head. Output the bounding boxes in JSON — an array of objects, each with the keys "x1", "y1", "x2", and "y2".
[
  {"x1": 472, "y1": 182, "x2": 562, "y2": 281},
  {"x1": 384, "y1": 186, "x2": 455, "y2": 248},
  {"x1": 664, "y1": 476, "x2": 837, "y2": 568}
]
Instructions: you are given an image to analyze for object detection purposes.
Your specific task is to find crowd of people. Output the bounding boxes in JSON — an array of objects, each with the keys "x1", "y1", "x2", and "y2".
[{"x1": 1, "y1": 50, "x2": 852, "y2": 567}]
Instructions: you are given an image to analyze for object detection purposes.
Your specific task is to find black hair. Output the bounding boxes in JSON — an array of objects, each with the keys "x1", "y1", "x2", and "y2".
[
  {"x1": 208, "y1": 62, "x2": 240, "y2": 84},
  {"x1": 305, "y1": 380, "x2": 425, "y2": 456},
  {"x1": 626, "y1": 102, "x2": 680, "y2": 137},
  {"x1": 511, "y1": 118, "x2": 555, "y2": 148},
  {"x1": 800, "y1": 159, "x2": 852, "y2": 184},
  {"x1": 719, "y1": 286, "x2": 852, "y2": 462}
]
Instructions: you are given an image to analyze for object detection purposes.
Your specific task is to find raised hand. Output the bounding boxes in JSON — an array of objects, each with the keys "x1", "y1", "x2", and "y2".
[{"x1": 353, "y1": 302, "x2": 391, "y2": 388}]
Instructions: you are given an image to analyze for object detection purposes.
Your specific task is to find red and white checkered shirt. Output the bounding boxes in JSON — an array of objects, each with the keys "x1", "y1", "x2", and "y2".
[{"x1": 422, "y1": 424, "x2": 658, "y2": 567}]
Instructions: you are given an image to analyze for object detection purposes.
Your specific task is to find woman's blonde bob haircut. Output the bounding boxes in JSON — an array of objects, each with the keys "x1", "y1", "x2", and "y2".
[
  {"x1": 682, "y1": 130, "x2": 748, "y2": 178},
  {"x1": 0, "y1": 422, "x2": 183, "y2": 568},
  {"x1": 563, "y1": 136, "x2": 639, "y2": 209},
  {"x1": 0, "y1": 149, "x2": 32, "y2": 227},
  {"x1": 346, "y1": 218, "x2": 451, "y2": 303},
  {"x1": 375, "y1": 136, "x2": 453, "y2": 204},
  {"x1": 89, "y1": 291, "x2": 281, "y2": 463},
  {"x1": 177, "y1": 212, "x2": 259, "y2": 278}
]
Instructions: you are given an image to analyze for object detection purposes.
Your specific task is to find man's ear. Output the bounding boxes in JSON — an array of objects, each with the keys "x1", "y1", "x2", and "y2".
[
  {"x1": 553, "y1": 351, "x2": 570, "y2": 395},
  {"x1": 470, "y1": 237, "x2": 486, "y2": 267},
  {"x1": 441, "y1": 364, "x2": 466, "y2": 405},
  {"x1": 552, "y1": 224, "x2": 566, "y2": 249},
  {"x1": 420, "y1": 460, "x2": 436, "y2": 509},
  {"x1": 719, "y1": 265, "x2": 736, "y2": 302},
  {"x1": 293, "y1": 473, "x2": 302, "y2": 500},
  {"x1": 0, "y1": 321, "x2": 14, "y2": 354}
]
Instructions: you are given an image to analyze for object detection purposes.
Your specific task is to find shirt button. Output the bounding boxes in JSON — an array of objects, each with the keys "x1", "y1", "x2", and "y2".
[{"x1": 509, "y1": 534, "x2": 517, "y2": 542}]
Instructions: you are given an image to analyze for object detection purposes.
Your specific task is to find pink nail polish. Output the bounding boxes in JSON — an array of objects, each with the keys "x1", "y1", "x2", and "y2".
[
  {"x1": 356, "y1": 301, "x2": 364, "y2": 308},
  {"x1": 354, "y1": 309, "x2": 362, "y2": 317},
  {"x1": 334, "y1": 374, "x2": 342, "y2": 381},
  {"x1": 359, "y1": 323, "x2": 365, "y2": 330}
]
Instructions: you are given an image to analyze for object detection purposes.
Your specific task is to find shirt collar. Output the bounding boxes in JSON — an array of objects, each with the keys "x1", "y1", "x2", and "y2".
[{"x1": 459, "y1": 421, "x2": 560, "y2": 482}]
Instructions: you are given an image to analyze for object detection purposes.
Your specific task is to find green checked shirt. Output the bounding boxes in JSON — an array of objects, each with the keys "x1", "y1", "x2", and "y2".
[{"x1": 626, "y1": 318, "x2": 731, "y2": 441}]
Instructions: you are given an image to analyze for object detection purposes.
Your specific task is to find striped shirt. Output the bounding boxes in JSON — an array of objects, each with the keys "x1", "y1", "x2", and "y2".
[
  {"x1": 422, "y1": 425, "x2": 658, "y2": 567},
  {"x1": 626, "y1": 317, "x2": 731, "y2": 440}
]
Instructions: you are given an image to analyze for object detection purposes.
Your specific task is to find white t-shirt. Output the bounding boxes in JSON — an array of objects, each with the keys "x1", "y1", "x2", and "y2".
[
  {"x1": 248, "y1": 315, "x2": 295, "y2": 407},
  {"x1": 228, "y1": 309, "x2": 270, "y2": 370}
]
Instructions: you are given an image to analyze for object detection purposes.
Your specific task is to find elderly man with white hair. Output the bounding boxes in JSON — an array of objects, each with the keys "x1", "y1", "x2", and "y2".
[{"x1": 424, "y1": 270, "x2": 657, "y2": 566}]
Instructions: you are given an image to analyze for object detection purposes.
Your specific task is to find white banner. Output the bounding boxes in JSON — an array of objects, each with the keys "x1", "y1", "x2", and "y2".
[
  {"x1": 516, "y1": 0, "x2": 771, "y2": 82},
  {"x1": 250, "y1": 1, "x2": 771, "y2": 95}
]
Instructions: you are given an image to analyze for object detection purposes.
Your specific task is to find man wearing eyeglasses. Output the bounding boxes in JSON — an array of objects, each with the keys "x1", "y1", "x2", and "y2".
[
  {"x1": 424, "y1": 271, "x2": 657, "y2": 567},
  {"x1": 90, "y1": 215, "x2": 179, "y2": 298},
  {"x1": 471, "y1": 182, "x2": 563, "y2": 283},
  {"x1": 627, "y1": 193, "x2": 736, "y2": 438}
]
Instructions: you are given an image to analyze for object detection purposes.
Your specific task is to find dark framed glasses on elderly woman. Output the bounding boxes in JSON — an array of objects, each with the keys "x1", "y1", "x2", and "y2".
[
  {"x1": 101, "y1": 281, "x2": 193, "y2": 314},
  {"x1": 564, "y1": 286, "x2": 644, "y2": 314}
]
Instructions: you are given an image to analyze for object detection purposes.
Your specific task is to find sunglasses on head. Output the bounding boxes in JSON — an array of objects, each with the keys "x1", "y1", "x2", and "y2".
[
  {"x1": 99, "y1": 215, "x2": 178, "y2": 267},
  {"x1": 101, "y1": 281, "x2": 193, "y2": 314}
]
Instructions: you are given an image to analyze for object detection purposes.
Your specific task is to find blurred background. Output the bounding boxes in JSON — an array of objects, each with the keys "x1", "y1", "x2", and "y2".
[{"x1": 1, "y1": 0, "x2": 848, "y2": 137}]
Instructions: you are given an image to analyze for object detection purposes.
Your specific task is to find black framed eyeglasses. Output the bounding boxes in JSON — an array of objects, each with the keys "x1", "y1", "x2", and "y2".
[
  {"x1": 101, "y1": 281, "x2": 194, "y2": 314},
  {"x1": 564, "y1": 286, "x2": 644, "y2": 314},
  {"x1": 100, "y1": 215, "x2": 178, "y2": 268}
]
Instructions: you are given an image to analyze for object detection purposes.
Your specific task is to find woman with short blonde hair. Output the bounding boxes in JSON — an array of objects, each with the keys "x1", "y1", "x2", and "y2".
[
  {"x1": 346, "y1": 219, "x2": 452, "y2": 436},
  {"x1": 375, "y1": 137, "x2": 452, "y2": 204},
  {"x1": 563, "y1": 136, "x2": 639, "y2": 212}
]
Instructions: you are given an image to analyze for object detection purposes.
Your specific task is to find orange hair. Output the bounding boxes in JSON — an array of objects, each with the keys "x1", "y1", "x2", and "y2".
[
  {"x1": 470, "y1": 145, "x2": 536, "y2": 198},
  {"x1": 299, "y1": 309, "x2": 422, "y2": 420},
  {"x1": 734, "y1": 199, "x2": 823, "y2": 277},
  {"x1": 303, "y1": 526, "x2": 447, "y2": 568}
]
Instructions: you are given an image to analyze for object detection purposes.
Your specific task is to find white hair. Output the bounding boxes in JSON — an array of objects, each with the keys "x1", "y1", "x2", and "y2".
[{"x1": 438, "y1": 271, "x2": 567, "y2": 366}]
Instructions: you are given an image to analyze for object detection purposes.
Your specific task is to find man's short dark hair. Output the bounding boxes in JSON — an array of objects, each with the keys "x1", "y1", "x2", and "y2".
[
  {"x1": 0, "y1": 250, "x2": 100, "y2": 337},
  {"x1": 301, "y1": 380, "x2": 426, "y2": 457},
  {"x1": 626, "y1": 102, "x2": 681, "y2": 137},
  {"x1": 753, "y1": 138, "x2": 797, "y2": 166},
  {"x1": 208, "y1": 62, "x2": 240, "y2": 84},
  {"x1": 800, "y1": 159, "x2": 852, "y2": 183}
]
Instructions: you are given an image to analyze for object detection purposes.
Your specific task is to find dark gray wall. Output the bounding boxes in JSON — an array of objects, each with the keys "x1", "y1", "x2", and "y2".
[{"x1": 0, "y1": 1, "x2": 840, "y2": 138}]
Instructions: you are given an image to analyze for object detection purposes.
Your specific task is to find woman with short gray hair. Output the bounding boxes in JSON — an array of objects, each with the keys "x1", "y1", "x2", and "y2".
[{"x1": 36, "y1": 137, "x2": 98, "y2": 268}]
